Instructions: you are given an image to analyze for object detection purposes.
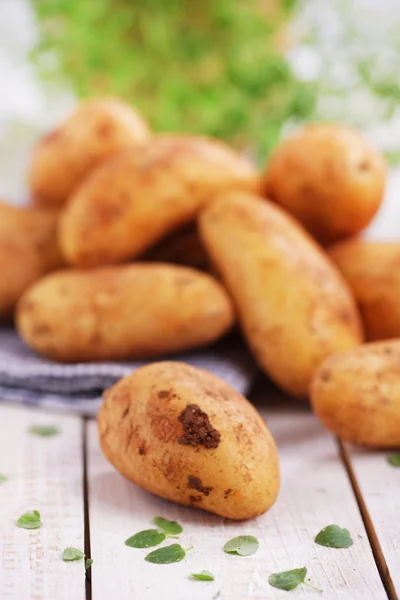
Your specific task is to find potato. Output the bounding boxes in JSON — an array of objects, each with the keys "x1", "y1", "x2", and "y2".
[
  {"x1": 0, "y1": 201, "x2": 64, "y2": 320},
  {"x1": 199, "y1": 192, "x2": 363, "y2": 398},
  {"x1": 29, "y1": 97, "x2": 150, "y2": 209},
  {"x1": 59, "y1": 134, "x2": 260, "y2": 267},
  {"x1": 98, "y1": 362, "x2": 280, "y2": 519},
  {"x1": 144, "y1": 225, "x2": 210, "y2": 271},
  {"x1": 310, "y1": 341, "x2": 400, "y2": 447},
  {"x1": 16, "y1": 264, "x2": 234, "y2": 362},
  {"x1": 263, "y1": 124, "x2": 387, "y2": 244},
  {"x1": 329, "y1": 239, "x2": 400, "y2": 341}
]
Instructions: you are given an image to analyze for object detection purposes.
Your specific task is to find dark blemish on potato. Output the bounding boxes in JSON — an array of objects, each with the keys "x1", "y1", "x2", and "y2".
[
  {"x1": 33, "y1": 324, "x2": 51, "y2": 336},
  {"x1": 96, "y1": 122, "x2": 114, "y2": 138},
  {"x1": 320, "y1": 368, "x2": 331, "y2": 382},
  {"x1": 158, "y1": 390, "x2": 170, "y2": 399},
  {"x1": 121, "y1": 406, "x2": 130, "y2": 419},
  {"x1": 224, "y1": 488, "x2": 232, "y2": 499},
  {"x1": 338, "y1": 307, "x2": 352, "y2": 324},
  {"x1": 189, "y1": 495, "x2": 202, "y2": 503},
  {"x1": 138, "y1": 445, "x2": 146, "y2": 456},
  {"x1": 358, "y1": 159, "x2": 370, "y2": 172},
  {"x1": 187, "y1": 475, "x2": 212, "y2": 496},
  {"x1": 178, "y1": 403, "x2": 221, "y2": 449}
]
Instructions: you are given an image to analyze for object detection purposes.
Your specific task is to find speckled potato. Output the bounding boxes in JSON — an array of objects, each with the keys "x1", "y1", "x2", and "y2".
[
  {"x1": 59, "y1": 134, "x2": 260, "y2": 267},
  {"x1": 98, "y1": 362, "x2": 280, "y2": 519},
  {"x1": 144, "y1": 225, "x2": 210, "y2": 271},
  {"x1": 16, "y1": 264, "x2": 234, "y2": 362},
  {"x1": 0, "y1": 201, "x2": 64, "y2": 320},
  {"x1": 311, "y1": 341, "x2": 400, "y2": 447},
  {"x1": 29, "y1": 97, "x2": 150, "y2": 208},
  {"x1": 199, "y1": 192, "x2": 363, "y2": 398},
  {"x1": 263, "y1": 124, "x2": 387, "y2": 244},
  {"x1": 329, "y1": 239, "x2": 400, "y2": 341}
]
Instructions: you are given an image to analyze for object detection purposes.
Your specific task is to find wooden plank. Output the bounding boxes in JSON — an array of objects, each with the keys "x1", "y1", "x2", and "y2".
[
  {"x1": 87, "y1": 384, "x2": 386, "y2": 599},
  {"x1": 343, "y1": 442, "x2": 400, "y2": 597},
  {"x1": 0, "y1": 404, "x2": 85, "y2": 600}
]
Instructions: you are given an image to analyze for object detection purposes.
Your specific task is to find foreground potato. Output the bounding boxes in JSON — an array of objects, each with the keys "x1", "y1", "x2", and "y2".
[
  {"x1": 29, "y1": 97, "x2": 150, "y2": 208},
  {"x1": 263, "y1": 124, "x2": 386, "y2": 244},
  {"x1": 17, "y1": 264, "x2": 234, "y2": 362},
  {"x1": 0, "y1": 201, "x2": 63, "y2": 320},
  {"x1": 199, "y1": 192, "x2": 363, "y2": 397},
  {"x1": 98, "y1": 362, "x2": 280, "y2": 519},
  {"x1": 60, "y1": 134, "x2": 260, "y2": 267},
  {"x1": 329, "y1": 239, "x2": 400, "y2": 341},
  {"x1": 311, "y1": 341, "x2": 400, "y2": 447}
]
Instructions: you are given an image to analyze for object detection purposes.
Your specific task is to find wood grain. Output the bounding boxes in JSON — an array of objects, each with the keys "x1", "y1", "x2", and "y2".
[{"x1": 0, "y1": 404, "x2": 85, "y2": 600}]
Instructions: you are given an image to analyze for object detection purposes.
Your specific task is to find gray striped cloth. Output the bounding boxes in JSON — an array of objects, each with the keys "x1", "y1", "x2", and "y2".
[{"x1": 0, "y1": 327, "x2": 257, "y2": 415}]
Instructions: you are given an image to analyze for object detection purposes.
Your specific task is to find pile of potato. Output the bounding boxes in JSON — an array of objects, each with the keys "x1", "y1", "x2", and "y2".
[{"x1": 2, "y1": 97, "x2": 399, "y2": 520}]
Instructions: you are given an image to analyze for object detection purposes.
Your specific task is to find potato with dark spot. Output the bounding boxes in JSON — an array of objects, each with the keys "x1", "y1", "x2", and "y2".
[
  {"x1": 98, "y1": 362, "x2": 280, "y2": 519},
  {"x1": 16, "y1": 264, "x2": 234, "y2": 362},
  {"x1": 310, "y1": 341, "x2": 400, "y2": 447},
  {"x1": 29, "y1": 97, "x2": 150, "y2": 209},
  {"x1": 59, "y1": 134, "x2": 260, "y2": 267},
  {"x1": 263, "y1": 124, "x2": 386, "y2": 244},
  {"x1": 329, "y1": 239, "x2": 400, "y2": 341},
  {"x1": 199, "y1": 191, "x2": 363, "y2": 398}
]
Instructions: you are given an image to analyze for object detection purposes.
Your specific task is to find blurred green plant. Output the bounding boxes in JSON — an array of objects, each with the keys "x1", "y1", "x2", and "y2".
[{"x1": 31, "y1": 0, "x2": 316, "y2": 162}]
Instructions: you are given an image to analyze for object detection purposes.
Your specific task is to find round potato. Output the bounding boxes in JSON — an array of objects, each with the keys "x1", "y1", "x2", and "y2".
[
  {"x1": 29, "y1": 97, "x2": 150, "y2": 209},
  {"x1": 144, "y1": 225, "x2": 210, "y2": 271},
  {"x1": 329, "y1": 240, "x2": 400, "y2": 341},
  {"x1": 16, "y1": 264, "x2": 234, "y2": 362},
  {"x1": 199, "y1": 191, "x2": 363, "y2": 398},
  {"x1": 98, "y1": 362, "x2": 280, "y2": 520},
  {"x1": 263, "y1": 124, "x2": 387, "y2": 244},
  {"x1": 310, "y1": 341, "x2": 400, "y2": 447},
  {"x1": 59, "y1": 134, "x2": 261, "y2": 267}
]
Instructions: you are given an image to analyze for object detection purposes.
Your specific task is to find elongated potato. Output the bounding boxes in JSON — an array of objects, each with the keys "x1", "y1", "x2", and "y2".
[
  {"x1": 98, "y1": 362, "x2": 280, "y2": 519},
  {"x1": 329, "y1": 239, "x2": 400, "y2": 341},
  {"x1": 29, "y1": 97, "x2": 150, "y2": 208},
  {"x1": 59, "y1": 134, "x2": 260, "y2": 267},
  {"x1": 0, "y1": 201, "x2": 64, "y2": 320},
  {"x1": 311, "y1": 341, "x2": 400, "y2": 447},
  {"x1": 263, "y1": 124, "x2": 387, "y2": 244},
  {"x1": 16, "y1": 264, "x2": 234, "y2": 362},
  {"x1": 199, "y1": 192, "x2": 363, "y2": 397}
]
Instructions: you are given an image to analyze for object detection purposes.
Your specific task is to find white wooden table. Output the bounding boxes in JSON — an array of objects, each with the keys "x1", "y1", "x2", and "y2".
[{"x1": 0, "y1": 380, "x2": 398, "y2": 600}]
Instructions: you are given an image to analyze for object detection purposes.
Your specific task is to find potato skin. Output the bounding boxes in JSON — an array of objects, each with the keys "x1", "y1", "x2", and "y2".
[
  {"x1": 310, "y1": 341, "x2": 400, "y2": 447},
  {"x1": 263, "y1": 124, "x2": 387, "y2": 244},
  {"x1": 0, "y1": 201, "x2": 64, "y2": 320},
  {"x1": 59, "y1": 134, "x2": 260, "y2": 267},
  {"x1": 29, "y1": 97, "x2": 150, "y2": 209},
  {"x1": 144, "y1": 225, "x2": 210, "y2": 271},
  {"x1": 199, "y1": 192, "x2": 363, "y2": 398},
  {"x1": 329, "y1": 240, "x2": 400, "y2": 341},
  {"x1": 16, "y1": 264, "x2": 234, "y2": 362},
  {"x1": 98, "y1": 362, "x2": 280, "y2": 520}
]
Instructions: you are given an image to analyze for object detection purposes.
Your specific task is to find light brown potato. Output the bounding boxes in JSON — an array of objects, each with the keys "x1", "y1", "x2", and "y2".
[
  {"x1": 29, "y1": 97, "x2": 150, "y2": 209},
  {"x1": 59, "y1": 134, "x2": 261, "y2": 267},
  {"x1": 0, "y1": 201, "x2": 64, "y2": 320},
  {"x1": 310, "y1": 341, "x2": 400, "y2": 447},
  {"x1": 199, "y1": 192, "x2": 363, "y2": 398},
  {"x1": 263, "y1": 124, "x2": 387, "y2": 244},
  {"x1": 98, "y1": 362, "x2": 280, "y2": 519},
  {"x1": 16, "y1": 264, "x2": 234, "y2": 362},
  {"x1": 329, "y1": 239, "x2": 400, "y2": 341},
  {"x1": 144, "y1": 225, "x2": 210, "y2": 271}
]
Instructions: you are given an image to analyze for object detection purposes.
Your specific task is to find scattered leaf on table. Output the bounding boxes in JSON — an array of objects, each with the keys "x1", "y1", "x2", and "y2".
[
  {"x1": 0, "y1": 474, "x2": 8, "y2": 484},
  {"x1": 269, "y1": 567, "x2": 322, "y2": 592},
  {"x1": 62, "y1": 547, "x2": 84, "y2": 561},
  {"x1": 145, "y1": 543, "x2": 188, "y2": 564},
  {"x1": 85, "y1": 558, "x2": 93, "y2": 570},
  {"x1": 29, "y1": 425, "x2": 59, "y2": 437},
  {"x1": 315, "y1": 525, "x2": 353, "y2": 548},
  {"x1": 190, "y1": 569, "x2": 215, "y2": 581},
  {"x1": 388, "y1": 453, "x2": 400, "y2": 467},
  {"x1": 125, "y1": 529, "x2": 166, "y2": 548},
  {"x1": 223, "y1": 535, "x2": 259, "y2": 556},
  {"x1": 17, "y1": 510, "x2": 42, "y2": 529},
  {"x1": 153, "y1": 516, "x2": 183, "y2": 535}
]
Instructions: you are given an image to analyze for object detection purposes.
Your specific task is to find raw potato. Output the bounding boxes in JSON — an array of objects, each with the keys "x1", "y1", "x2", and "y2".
[
  {"x1": 16, "y1": 264, "x2": 234, "y2": 362},
  {"x1": 329, "y1": 239, "x2": 400, "y2": 341},
  {"x1": 199, "y1": 192, "x2": 363, "y2": 398},
  {"x1": 98, "y1": 362, "x2": 280, "y2": 519},
  {"x1": 59, "y1": 134, "x2": 261, "y2": 267},
  {"x1": 29, "y1": 97, "x2": 150, "y2": 209},
  {"x1": 144, "y1": 225, "x2": 210, "y2": 271},
  {"x1": 263, "y1": 124, "x2": 387, "y2": 244},
  {"x1": 0, "y1": 201, "x2": 64, "y2": 320},
  {"x1": 310, "y1": 341, "x2": 400, "y2": 447}
]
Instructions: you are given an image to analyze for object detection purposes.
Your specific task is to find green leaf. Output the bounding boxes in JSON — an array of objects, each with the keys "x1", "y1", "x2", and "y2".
[
  {"x1": 388, "y1": 453, "x2": 400, "y2": 467},
  {"x1": 125, "y1": 529, "x2": 166, "y2": 549},
  {"x1": 213, "y1": 592, "x2": 221, "y2": 600},
  {"x1": 153, "y1": 516, "x2": 183, "y2": 535},
  {"x1": 62, "y1": 547, "x2": 84, "y2": 561},
  {"x1": 17, "y1": 510, "x2": 42, "y2": 529},
  {"x1": 223, "y1": 535, "x2": 259, "y2": 556},
  {"x1": 190, "y1": 570, "x2": 214, "y2": 581},
  {"x1": 85, "y1": 558, "x2": 93, "y2": 570},
  {"x1": 315, "y1": 525, "x2": 353, "y2": 548},
  {"x1": 0, "y1": 474, "x2": 8, "y2": 484},
  {"x1": 145, "y1": 543, "x2": 188, "y2": 564},
  {"x1": 29, "y1": 425, "x2": 59, "y2": 437},
  {"x1": 269, "y1": 568, "x2": 307, "y2": 591}
]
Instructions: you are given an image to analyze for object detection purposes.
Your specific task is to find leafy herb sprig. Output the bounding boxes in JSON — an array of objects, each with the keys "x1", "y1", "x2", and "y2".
[{"x1": 17, "y1": 510, "x2": 42, "y2": 529}]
